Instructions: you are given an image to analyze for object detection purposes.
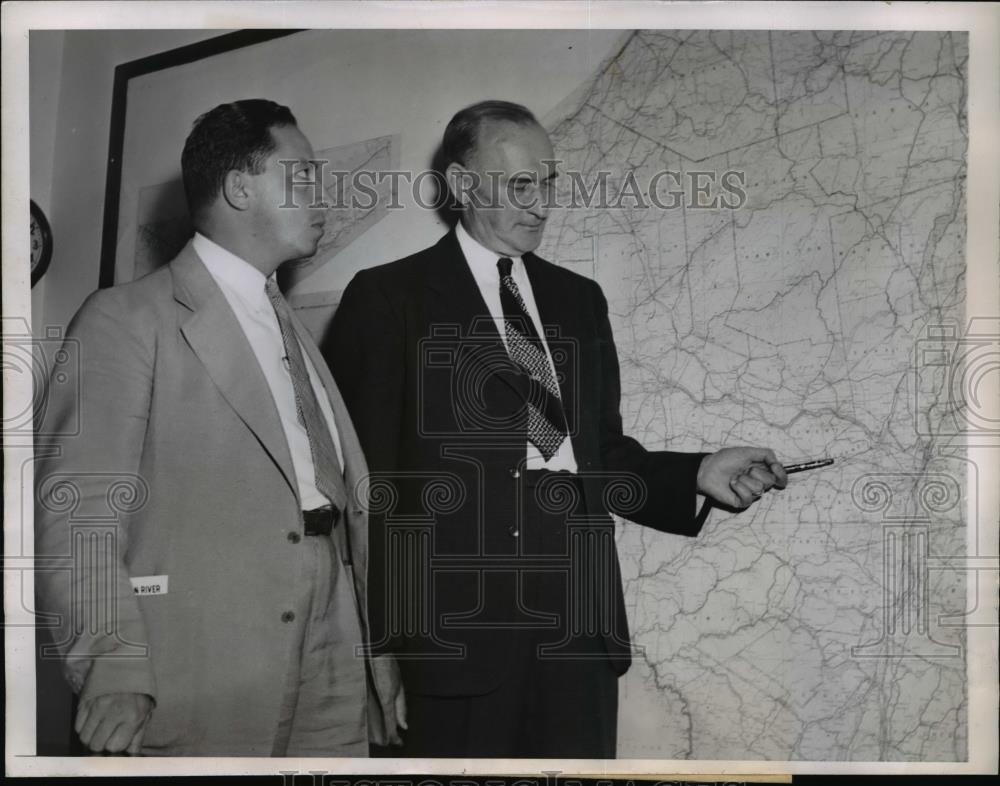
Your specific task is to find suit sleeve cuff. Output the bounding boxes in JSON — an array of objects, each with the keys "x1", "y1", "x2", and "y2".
[
  {"x1": 689, "y1": 453, "x2": 712, "y2": 534},
  {"x1": 694, "y1": 493, "x2": 712, "y2": 529},
  {"x1": 78, "y1": 657, "x2": 157, "y2": 706}
]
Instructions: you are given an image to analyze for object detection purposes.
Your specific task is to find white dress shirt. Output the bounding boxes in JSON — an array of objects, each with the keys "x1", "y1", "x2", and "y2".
[
  {"x1": 456, "y1": 222, "x2": 579, "y2": 472},
  {"x1": 193, "y1": 233, "x2": 345, "y2": 510}
]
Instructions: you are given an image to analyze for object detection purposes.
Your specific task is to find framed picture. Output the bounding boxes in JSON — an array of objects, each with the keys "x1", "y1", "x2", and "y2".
[{"x1": 99, "y1": 29, "x2": 300, "y2": 289}]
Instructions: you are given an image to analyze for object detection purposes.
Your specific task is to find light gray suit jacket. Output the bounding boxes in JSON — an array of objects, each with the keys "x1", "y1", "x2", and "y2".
[{"x1": 35, "y1": 241, "x2": 396, "y2": 755}]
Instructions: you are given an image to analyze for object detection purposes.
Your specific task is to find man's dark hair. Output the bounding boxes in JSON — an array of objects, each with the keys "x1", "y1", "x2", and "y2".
[
  {"x1": 442, "y1": 100, "x2": 539, "y2": 168},
  {"x1": 181, "y1": 99, "x2": 297, "y2": 220}
]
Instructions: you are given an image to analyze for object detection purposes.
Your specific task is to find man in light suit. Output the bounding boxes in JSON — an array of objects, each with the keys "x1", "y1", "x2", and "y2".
[
  {"x1": 325, "y1": 100, "x2": 787, "y2": 758},
  {"x1": 35, "y1": 99, "x2": 403, "y2": 756}
]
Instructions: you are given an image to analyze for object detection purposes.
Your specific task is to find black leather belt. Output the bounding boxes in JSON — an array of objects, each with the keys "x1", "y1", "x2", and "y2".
[{"x1": 302, "y1": 506, "x2": 339, "y2": 536}]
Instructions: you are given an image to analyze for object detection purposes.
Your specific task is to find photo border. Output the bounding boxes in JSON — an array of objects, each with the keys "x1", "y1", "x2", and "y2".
[{"x1": 3, "y1": 0, "x2": 997, "y2": 779}]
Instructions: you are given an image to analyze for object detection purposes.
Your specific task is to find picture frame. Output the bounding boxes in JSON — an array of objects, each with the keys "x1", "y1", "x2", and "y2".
[{"x1": 98, "y1": 29, "x2": 301, "y2": 289}]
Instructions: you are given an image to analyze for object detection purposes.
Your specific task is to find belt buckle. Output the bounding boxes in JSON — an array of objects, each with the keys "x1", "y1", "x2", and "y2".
[{"x1": 303, "y1": 506, "x2": 337, "y2": 536}]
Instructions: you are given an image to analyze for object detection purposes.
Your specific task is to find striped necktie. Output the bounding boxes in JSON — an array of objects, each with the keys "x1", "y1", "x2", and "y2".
[
  {"x1": 497, "y1": 257, "x2": 568, "y2": 460},
  {"x1": 265, "y1": 277, "x2": 347, "y2": 512}
]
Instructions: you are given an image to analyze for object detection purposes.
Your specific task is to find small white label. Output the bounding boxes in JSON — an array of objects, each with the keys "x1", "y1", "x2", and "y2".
[{"x1": 130, "y1": 575, "x2": 168, "y2": 596}]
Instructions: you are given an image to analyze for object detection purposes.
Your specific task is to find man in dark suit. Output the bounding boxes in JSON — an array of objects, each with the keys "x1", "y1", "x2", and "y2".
[
  {"x1": 325, "y1": 100, "x2": 786, "y2": 758},
  {"x1": 35, "y1": 100, "x2": 402, "y2": 755}
]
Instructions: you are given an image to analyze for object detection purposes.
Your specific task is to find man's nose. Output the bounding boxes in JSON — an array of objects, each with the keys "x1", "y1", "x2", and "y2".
[{"x1": 527, "y1": 188, "x2": 550, "y2": 219}]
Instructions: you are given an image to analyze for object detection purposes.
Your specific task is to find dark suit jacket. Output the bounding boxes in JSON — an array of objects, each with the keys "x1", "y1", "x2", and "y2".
[{"x1": 325, "y1": 229, "x2": 706, "y2": 697}]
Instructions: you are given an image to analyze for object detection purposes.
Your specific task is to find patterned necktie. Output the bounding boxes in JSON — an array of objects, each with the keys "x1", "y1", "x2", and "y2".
[
  {"x1": 265, "y1": 277, "x2": 346, "y2": 511},
  {"x1": 497, "y1": 257, "x2": 568, "y2": 460}
]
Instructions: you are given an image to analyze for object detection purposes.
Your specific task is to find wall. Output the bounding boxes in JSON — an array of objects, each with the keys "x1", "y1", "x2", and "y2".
[
  {"x1": 33, "y1": 29, "x2": 223, "y2": 338},
  {"x1": 28, "y1": 31, "x2": 63, "y2": 335}
]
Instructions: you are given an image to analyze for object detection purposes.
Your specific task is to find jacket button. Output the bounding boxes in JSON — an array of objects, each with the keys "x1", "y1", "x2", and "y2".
[
  {"x1": 509, "y1": 467, "x2": 521, "y2": 479},
  {"x1": 508, "y1": 524, "x2": 519, "y2": 537},
  {"x1": 281, "y1": 611, "x2": 295, "y2": 623},
  {"x1": 287, "y1": 532, "x2": 301, "y2": 544}
]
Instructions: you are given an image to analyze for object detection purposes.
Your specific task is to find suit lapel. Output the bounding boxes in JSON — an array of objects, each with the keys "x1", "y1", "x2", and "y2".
[
  {"x1": 171, "y1": 243, "x2": 299, "y2": 501},
  {"x1": 426, "y1": 230, "x2": 528, "y2": 404},
  {"x1": 425, "y1": 230, "x2": 497, "y2": 334}
]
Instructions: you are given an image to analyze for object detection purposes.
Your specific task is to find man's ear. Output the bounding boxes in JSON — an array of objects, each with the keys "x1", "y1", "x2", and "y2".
[
  {"x1": 221, "y1": 169, "x2": 251, "y2": 211},
  {"x1": 444, "y1": 162, "x2": 477, "y2": 208}
]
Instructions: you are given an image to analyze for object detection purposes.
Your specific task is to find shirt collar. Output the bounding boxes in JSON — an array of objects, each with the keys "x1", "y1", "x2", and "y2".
[
  {"x1": 455, "y1": 221, "x2": 523, "y2": 286},
  {"x1": 192, "y1": 232, "x2": 272, "y2": 313}
]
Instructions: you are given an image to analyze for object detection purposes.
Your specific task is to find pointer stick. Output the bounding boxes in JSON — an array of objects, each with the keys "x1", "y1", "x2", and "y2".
[{"x1": 784, "y1": 458, "x2": 834, "y2": 474}]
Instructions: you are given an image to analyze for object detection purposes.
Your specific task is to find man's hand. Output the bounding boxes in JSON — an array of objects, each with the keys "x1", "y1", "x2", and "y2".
[
  {"x1": 697, "y1": 447, "x2": 787, "y2": 510},
  {"x1": 394, "y1": 682, "x2": 408, "y2": 736},
  {"x1": 373, "y1": 653, "x2": 407, "y2": 745},
  {"x1": 75, "y1": 692, "x2": 153, "y2": 755}
]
